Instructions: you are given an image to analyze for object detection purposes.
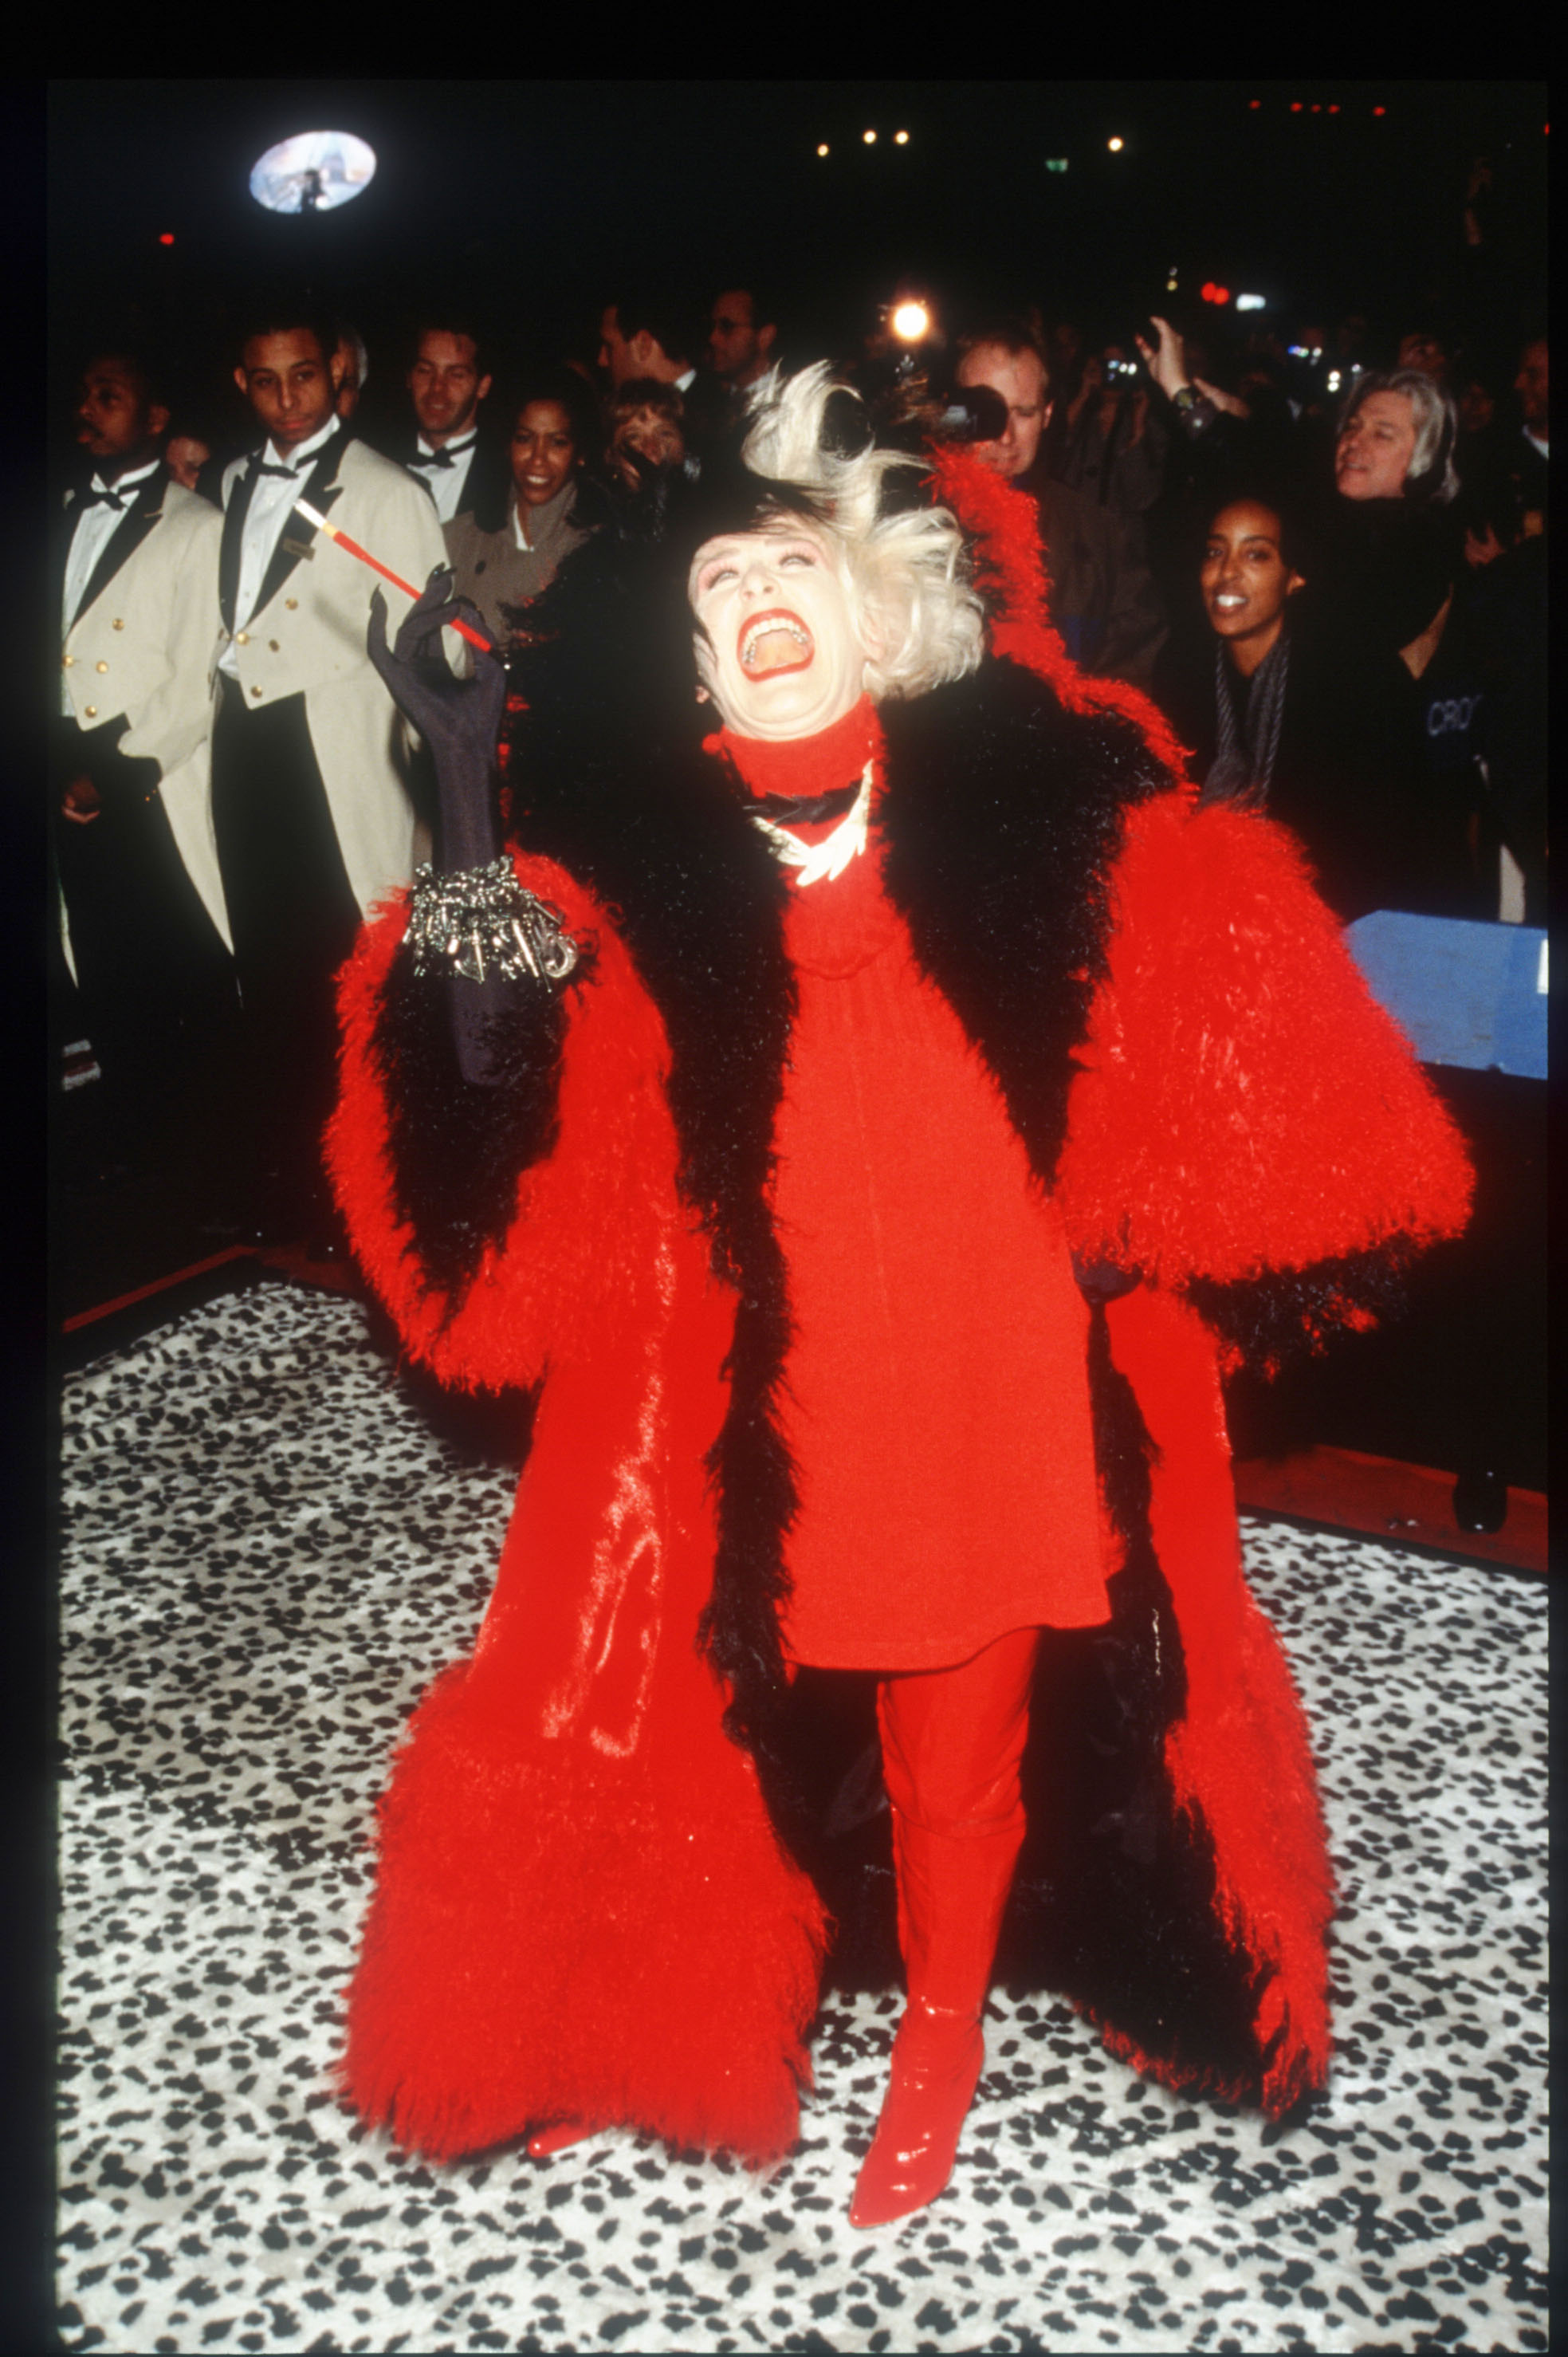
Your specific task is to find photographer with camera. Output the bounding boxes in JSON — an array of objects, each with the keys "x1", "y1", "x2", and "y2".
[{"x1": 954, "y1": 323, "x2": 1166, "y2": 685}]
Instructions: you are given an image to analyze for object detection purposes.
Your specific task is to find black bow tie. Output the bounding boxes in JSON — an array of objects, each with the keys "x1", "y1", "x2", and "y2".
[
  {"x1": 414, "y1": 441, "x2": 473, "y2": 470},
  {"x1": 253, "y1": 459, "x2": 301, "y2": 481},
  {"x1": 77, "y1": 485, "x2": 128, "y2": 510}
]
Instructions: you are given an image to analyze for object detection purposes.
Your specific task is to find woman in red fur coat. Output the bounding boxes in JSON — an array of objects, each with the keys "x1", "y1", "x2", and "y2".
[{"x1": 326, "y1": 366, "x2": 1472, "y2": 2225}]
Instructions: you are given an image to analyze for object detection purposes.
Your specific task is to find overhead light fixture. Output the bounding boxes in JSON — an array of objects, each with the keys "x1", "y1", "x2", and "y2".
[
  {"x1": 894, "y1": 129, "x2": 910, "y2": 145},
  {"x1": 863, "y1": 128, "x2": 877, "y2": 144},
  {"x1": 1106, "y1": 136, "x2": 1125, "y2": 152},
  {"x1": 816, "y1": 143, "x2": 829, "y2": 156},
  {"x1": 249, "y1": 129, "x2": 376, "y2": 214},
  {"x1": 1236, "y1": 293, "x2": 1266, "y2": 311}
]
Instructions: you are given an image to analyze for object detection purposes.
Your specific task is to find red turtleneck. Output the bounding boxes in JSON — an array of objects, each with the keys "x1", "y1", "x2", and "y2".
[
  {"x1": 706, "y1": 702, "x2": 1112, "y2": 1669},
  {"x1": 705, "y1": 695, "x2": 882, "y2": 807}
]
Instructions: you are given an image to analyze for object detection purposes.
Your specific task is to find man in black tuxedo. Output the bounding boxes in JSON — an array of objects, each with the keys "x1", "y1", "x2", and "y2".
[
  {"x1": 210, "y1": 301, "x2": 449, "y2": 1244},
  {"x1": 387, "y1": 317, "x2": 511, "y2": 533},
  {"x1": 53, "y1": 346, "x2": 235, "y2": 1161}
]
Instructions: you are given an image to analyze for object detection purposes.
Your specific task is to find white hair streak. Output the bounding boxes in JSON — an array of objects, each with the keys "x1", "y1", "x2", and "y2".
[{"x1": 739, "y1": 363, "x2": 987, "y2": 699}]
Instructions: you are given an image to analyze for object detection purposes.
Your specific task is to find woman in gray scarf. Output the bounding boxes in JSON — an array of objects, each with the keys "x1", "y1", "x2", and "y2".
[
  {"x1": 1196, "y1": 496, "x2": 1305, "y2": 810},
  {"x1": 1153, "y1": 490, "x2": 1430, "y2": 920}
]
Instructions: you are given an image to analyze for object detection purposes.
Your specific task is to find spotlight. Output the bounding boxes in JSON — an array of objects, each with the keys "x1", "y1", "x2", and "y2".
[
  {"x1": 891, "y1": 299, "x2": 931, "y2": 342},
  {"x1": 894, "y1": 129, "x2": 909, "y2": 144},
  {"x1": 1107, "y1": 136, "x2": 1125, "y2": 152},
  {"x1": 816, "y1": 143, "x2": 829, "y2": 156},
  {"x1": 249, "y1": 129, "x2": 376, "y2": 214},
  {"x1": 863, "y1": 128, "x2": 877, "y2": 144}
]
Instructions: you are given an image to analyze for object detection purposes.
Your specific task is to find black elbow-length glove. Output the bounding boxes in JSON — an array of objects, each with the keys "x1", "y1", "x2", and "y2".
[{"x1": 367, "y1": 571, "x2": 580, "y2": 1084}]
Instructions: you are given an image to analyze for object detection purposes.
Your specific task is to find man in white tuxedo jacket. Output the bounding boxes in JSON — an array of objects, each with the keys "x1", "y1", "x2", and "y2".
[
  {"x1": 211, "y1": 304, "x2": 449, "y2": 1241},
  {"x1": 54, "y1": 348, "x2": 235, "y2": 1143}
]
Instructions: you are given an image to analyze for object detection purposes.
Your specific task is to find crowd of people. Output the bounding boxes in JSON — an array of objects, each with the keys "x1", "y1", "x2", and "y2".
[{"x1": 52, "y1": 273, "x2": 1548, "y2": 1249}]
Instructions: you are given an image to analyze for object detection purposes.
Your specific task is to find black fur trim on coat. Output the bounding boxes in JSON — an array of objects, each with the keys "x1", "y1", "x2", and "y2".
[
  {"x1": 371, "y1": 950, "x2": 576, "y2": 1312},
  {"x1": 1004, "y1": 1301, "x2": 1264, "y2": 2096},
  {"x1": 1182, "y1": 1241, "x2": 1417, "y2": 1374},
  {"x1": 878, "y1": 662, "x2": 1172, "y2": 1191}
]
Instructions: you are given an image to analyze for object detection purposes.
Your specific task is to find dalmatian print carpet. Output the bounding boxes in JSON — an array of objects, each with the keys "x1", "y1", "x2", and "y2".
[{"x1": 57, "y1": 1280, "x2": 1547, "y2": 2353}]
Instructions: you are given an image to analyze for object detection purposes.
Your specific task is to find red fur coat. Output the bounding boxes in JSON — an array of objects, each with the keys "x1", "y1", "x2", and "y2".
[{"x1": 324, "y1": 453, "x2": 1472, "y2": 2165}]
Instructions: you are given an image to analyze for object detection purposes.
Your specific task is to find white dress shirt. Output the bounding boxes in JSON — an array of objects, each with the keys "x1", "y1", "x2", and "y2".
[
  {"x1": 60, "y1": 460, "x2": 161, "y2": 714},
  {"x1": 410, "y1": 432, "x2": 477, "y2": 525},
  {"x1": 218, "y1": 417, "x2": 340, "y2": 682}
]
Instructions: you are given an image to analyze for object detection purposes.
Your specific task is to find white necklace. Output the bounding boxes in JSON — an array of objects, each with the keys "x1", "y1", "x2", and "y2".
[{"x1": 746, "y1": 760, "x2": 874, "y2": 887}]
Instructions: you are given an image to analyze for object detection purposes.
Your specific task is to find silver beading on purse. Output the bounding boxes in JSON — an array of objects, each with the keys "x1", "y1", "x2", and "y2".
[{"x1": 405, "y1": 859, "x2": 580, "y2": 985}]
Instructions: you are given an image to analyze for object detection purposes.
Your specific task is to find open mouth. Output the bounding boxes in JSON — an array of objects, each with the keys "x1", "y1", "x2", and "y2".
[
  {"x1": 1212, "y1": 592, "x2": 1248, "y2": 613},
  {"x1": 738, "y1": 608, "x2": 814, "y2": 678}
]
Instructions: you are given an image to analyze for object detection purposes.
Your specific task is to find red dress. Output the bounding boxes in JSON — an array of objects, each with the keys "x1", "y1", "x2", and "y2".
[{"x1": 721, "y1": 707, "x2": 1111, "y2": 1670}]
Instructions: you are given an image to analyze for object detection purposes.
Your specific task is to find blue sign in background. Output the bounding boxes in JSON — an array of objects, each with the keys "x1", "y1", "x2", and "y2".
[{"x1": 1345, "y1": 913, "x2": 1547, "y2": 1080}]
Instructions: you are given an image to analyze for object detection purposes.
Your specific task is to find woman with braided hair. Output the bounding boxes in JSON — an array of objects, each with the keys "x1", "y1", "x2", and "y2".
[{"x1": 326, "y1": 365, "x2": 1471, "y2": 2225}]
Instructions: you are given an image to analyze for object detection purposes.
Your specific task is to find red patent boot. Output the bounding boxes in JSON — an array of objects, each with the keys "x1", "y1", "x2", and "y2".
[
  {"x1": 847, "y1": 1990, "x2": 985, "y2": 2227},
  {"x1": 850, "y1": 1632, "x2": 1036, "y2": 2229},
  {"x1": 848, "y1": 1809, "x2": 1025, "y2": 2228},
  {"x1": 526, "y1": 2121, "x2": 591, "y2": 2158}
]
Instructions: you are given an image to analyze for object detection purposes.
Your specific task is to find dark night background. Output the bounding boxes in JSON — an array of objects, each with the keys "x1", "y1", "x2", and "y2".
[
  {"x1": 49, "y1": 78, "x2": 1546, "y2": 451},
  {"x1": 40, "y1": 77, "x2": 1549, "y2": 1496}
]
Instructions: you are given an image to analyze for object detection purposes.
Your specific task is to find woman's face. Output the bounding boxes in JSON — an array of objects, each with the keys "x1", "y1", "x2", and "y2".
[
  {"x1": 690, "y1": 521, "x2": 873, "y2": 741},
  {"x1": 511, "y1": 400, "x2": 578, "y2": 506},
  {"x1": 1335, "y1": 390, "x2": 1419, "y2": 499},
  {"x1": 618, "y1": 406, "x2": 684, "y2": 469},
  {"x1": 1201, "y1": 502, "x2": 1304, "y2": 649}
]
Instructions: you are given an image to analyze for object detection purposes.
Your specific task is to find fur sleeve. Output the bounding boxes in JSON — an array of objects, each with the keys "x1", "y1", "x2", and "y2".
[
  {"x1": 1055, "y1": 795, "x2": 1472, "y2": 1358},
  {"x1": 328, "y1": 853, "x2": 690, "y2": 1391}
]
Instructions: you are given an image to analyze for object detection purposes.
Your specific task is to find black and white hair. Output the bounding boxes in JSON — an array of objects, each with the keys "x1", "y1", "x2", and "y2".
[
  {"x1": 727, "y1": 364, "x2": 987, "y2": 700},
  {"x1": 1338, "y1": 368, "x2": 1460, "y2": 505}
]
